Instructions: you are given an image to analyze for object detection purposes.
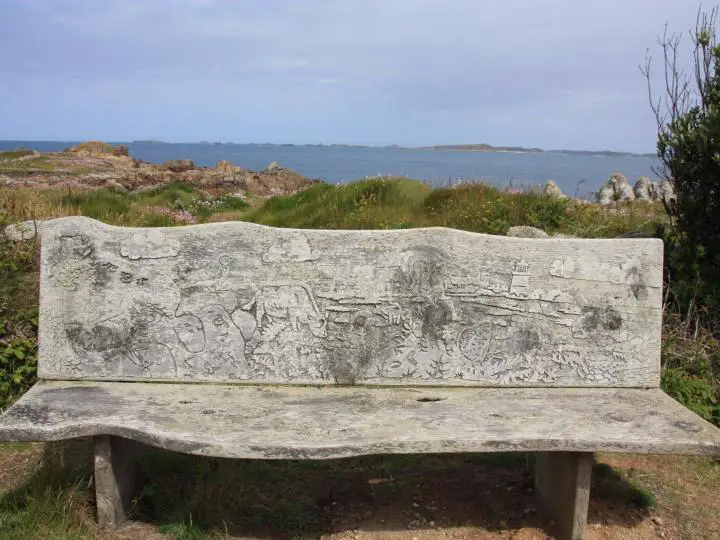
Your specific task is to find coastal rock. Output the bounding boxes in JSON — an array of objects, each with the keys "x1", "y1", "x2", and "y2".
[
  {"x1": 266, "y1": 160, "x2": 281, "y2": 171},
  {"x1": 507, "y1": 226, "x2": 549, "y2": 238},
  {"x1": 65, "y1": 141, "x2": 129, "y2": 157},
  {"x1": 597, "y1": 186, "x2": 614, "y2": 205},
  {"x1": 0, "y1": 142, "x2": 330, "y2": 198},
  {"x1": 634, "y1": 176, "x2": 654, "y2": 201},
  {"x1": 544, "y1": 180, "x2": 567, "y2": 199},
  {"x1": 164, "y1": 159, "x2": 195, "y2": 172},
  {"x1": 596, "y1": 173, "x2": 636, "y2": 205}
]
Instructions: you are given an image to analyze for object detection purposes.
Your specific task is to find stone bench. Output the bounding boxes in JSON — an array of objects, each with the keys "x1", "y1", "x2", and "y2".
[{"x1": 1, "y1": 216, "x2": 719, "y2": 540}]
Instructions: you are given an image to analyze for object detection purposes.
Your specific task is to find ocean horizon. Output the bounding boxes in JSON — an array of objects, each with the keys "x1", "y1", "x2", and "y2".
[{"x1": 0, "y1": 140, "x2": 660, "y2": 197}]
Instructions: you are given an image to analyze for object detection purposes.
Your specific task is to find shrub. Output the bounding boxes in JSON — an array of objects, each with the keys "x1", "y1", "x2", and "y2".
[
  {"x1": 644, "y1": 7, "x2": 720, "y2": 325},
  {"x1": 661, "y1": 368, "x2": 719, "y2": 423},
  {"x1": 0, "y1": 222, "x2": 39, "y2": 410}
]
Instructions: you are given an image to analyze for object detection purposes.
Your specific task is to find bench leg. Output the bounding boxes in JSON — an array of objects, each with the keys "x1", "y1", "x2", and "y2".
[
  {"x1": 534, "y1": 451, "x2": 592, "y2": 540},
  {"x1": 94, "y1": 435, "x2": 136, "y2": 528}
]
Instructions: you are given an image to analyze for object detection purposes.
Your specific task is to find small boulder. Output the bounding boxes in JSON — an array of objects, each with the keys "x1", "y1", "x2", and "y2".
[
  {"x1": 597, "y1": 172, "x2": 635, "y2": 204},
  {"x1": 4, "y1": 220, "x2": 45, "y2": 241},
  {"x1": 544, "y1": 180, "x2": 567, "y2": 199},
  {"x1": 507, "y1": 226, "x2": 549, "y2": 238},
  {"x1": 266, "y1": 160, "x2": 281, "y2": 171},
  {"x1": 597, "y1": 185, "x2": 614, "y2": 205},
  {"x1": 633, "y1": 176, "x2": 653, "y2": 201},
  {"x1": 164, "y1": 159, "x2": 195, "y2": 172}
]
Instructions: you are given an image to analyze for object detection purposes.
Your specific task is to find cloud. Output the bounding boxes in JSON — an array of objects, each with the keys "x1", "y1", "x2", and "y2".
[{"x1": 0, "y1": 0, "x2": 706, "y2": 151}]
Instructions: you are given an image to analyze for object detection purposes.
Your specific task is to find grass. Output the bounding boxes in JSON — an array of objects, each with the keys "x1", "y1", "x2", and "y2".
[
  {"x1": 0, "y1": 177, "x2": 665, "y2": 236},
  {"x1": 0, "y1": 440, "x2": 672, "y2": 539},
  {"x1": 0, "y1": 149, "x2": 35, "y2": 160},
  {"x1": 0, "y1": 156, "x2": 74, "y2": 173},
  {"x1": 244, "y1": 178, "x2": 664, "y2": 237}
]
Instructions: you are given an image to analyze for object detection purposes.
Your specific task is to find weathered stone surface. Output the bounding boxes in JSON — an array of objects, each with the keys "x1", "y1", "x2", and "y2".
[
  {"x1": 4, "y1": 220, "x2": 45, "y2": 241},
  {"x1": 633, "y1": 176, "x2": 654, "y2": 201},
  {"x1": 163, "y1": 159, "x2": 195, "y2": 172},
  {"x1": 506, "y1": 226, "x2": 549, "y2": 238},
  {"x1": 597, "y1": 173, "x2": 636, "y2": 205},
  {"x1": 596, "y1": 186, "x2": 614, "y2": 205},
  {"x1": 535, "y1": 452, "x2": 592, "y2": 540},
  {"x1": 38, "y1": 217, "x2": 663, "y2": 387},
  {"x1": 1, "y1": 381, "x2": 718, "y2": 458},
  {"x1": 94, "y1": 435, "x2": 136, "y2": 528}
]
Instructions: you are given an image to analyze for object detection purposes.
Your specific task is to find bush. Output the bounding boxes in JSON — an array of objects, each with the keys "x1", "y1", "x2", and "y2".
[
  {"x1": 645, "y1": 8, "x2": 720, "y2": 325},
  {"x1": 0, "y1": 224, "x2": 39, "y2": 410},
  {"x1": 661, "y1": 368, "x2": 719, "y2": 423}
]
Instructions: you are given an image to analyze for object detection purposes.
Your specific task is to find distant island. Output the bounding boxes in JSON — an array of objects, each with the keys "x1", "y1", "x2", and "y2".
[
  {"x1": 422, "y1": 144, "x2": 654, "y2": 157},
  {"x1": 424, "y1": 144, "x2": 544, "y2": 153}
]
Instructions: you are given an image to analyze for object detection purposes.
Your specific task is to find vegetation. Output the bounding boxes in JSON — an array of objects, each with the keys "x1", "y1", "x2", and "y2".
[
  {"x1": 0, "y1": 224, "x2": 38, "y2": 411},
  {"x1": 641, "y1": 6, "x2": 720, "y2": 425},
  {"x1": 0, "y1": 439, "x2": 668, "y2": 539},
  {"x1": 0, "y1": 149, "x2": 35, "y2": 160}
]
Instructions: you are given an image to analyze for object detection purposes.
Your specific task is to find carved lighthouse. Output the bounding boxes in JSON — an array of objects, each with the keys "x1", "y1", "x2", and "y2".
[{"x1": 509, "y1": 258, "x2": 530, "y2": 296}]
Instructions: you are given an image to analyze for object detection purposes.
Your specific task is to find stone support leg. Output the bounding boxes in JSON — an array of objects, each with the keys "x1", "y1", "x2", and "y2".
[
  {"x1": 94, "y1": 435, "x2": 136, "y2": 528},
  {"x1": 534, "y1": 451, "x2": 592, "y2": 540}
]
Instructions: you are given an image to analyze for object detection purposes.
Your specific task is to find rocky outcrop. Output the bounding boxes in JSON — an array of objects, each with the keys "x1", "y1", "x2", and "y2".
[
  {"x1": 596, "y1": 173, "x2": 676, "y2": 206},
  {"x1": 507, "y1": 226, "x2": 550, "y2": 238},
  {"x1": 596, "y1": 173, "x2": 636, "y2": 204},
  {"x1": 544, "y1": 180, "x2": 567, "y2": 199},
  {"x1": 0, "y1": 146, "x2": 318, "y2": 198},
  {"x1": 164, "y1": 159, "x2": 195, "y2": 172},
  {"x1": 64, "y1": 141, "x2": 129, "y2": 157},
  {"x1": 633, "y1": 176, "x2": 655, "y2": 201}
]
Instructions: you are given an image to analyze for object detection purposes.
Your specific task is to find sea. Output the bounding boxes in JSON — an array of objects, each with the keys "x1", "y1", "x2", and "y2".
[{"x1": 0, "y1": 141, "x2": 660, "y2": 198}]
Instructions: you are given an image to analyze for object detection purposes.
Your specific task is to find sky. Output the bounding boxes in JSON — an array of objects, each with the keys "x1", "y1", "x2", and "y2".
[{"x1": 0, "y1": 0, "x2": 708, "y2": 152}]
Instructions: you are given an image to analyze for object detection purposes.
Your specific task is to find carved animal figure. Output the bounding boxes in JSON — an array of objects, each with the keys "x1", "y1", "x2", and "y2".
[{"x1": 255, "y1": 284, "x2": 327, "y2": 337}]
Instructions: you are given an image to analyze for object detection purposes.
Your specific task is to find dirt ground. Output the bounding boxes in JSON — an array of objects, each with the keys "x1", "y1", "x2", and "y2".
[{"x1": 1, "y1": 442, "x2": 718, "y2": 540}]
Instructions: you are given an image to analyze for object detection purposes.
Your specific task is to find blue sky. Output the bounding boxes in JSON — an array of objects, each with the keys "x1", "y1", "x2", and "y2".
[{"x1": 0, "y1": 0, "x2": 705, "y2": 152}]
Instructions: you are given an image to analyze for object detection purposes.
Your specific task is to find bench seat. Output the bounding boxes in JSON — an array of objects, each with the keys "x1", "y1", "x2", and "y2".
[{"x1": 2, "y1": 380, "x2": 718, "y2": 459}]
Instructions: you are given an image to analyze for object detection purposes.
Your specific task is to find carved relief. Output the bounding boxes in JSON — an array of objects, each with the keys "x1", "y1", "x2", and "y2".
[
  {"x1": 43, "y1": 220, "x2": 661, "y2": 386},
  {"x1": 120, "y1": 229, "x2": 180, "y2": 260},
  {"x1": 263, "y1": 236, "x2": 318, "y2": 263}
]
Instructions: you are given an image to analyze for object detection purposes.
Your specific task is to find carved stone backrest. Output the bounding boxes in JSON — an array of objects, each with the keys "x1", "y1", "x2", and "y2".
[{"x1": 38, "y1": 217, "x2": 663, "y2": 387}]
